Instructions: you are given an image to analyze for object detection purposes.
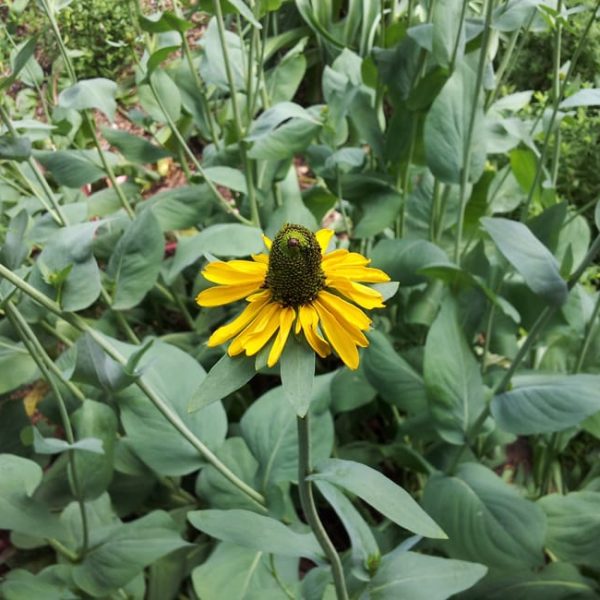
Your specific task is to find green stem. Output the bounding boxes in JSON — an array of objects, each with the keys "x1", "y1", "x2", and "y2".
[
  {"x1": 6, "y1": 302, "x2": 89, "y2": 558},
  {"x1": 212, "y1": 0, "x2": 261, "y2": 227},
  {"x1": 521, "y1": 0, "x2": 600, "y2": 219},
  {"x1": 296, "y1": 415, "x2": 348, "y2": 600},
  {"x1": 550, "y1": 0, "x2": 564, "y2": 187},
  {"x1": 0, "y1": 264, "x2": 267, "y2": 509},
  {"x1": 575, "y1": 290, "x2": 600, "y2": 374},
  {"x1": 449, "y1": 0, "x2": 469, "y2": 71},
  {"x1": 454, "y1": 0, "x2": 494, "y2": 265}
]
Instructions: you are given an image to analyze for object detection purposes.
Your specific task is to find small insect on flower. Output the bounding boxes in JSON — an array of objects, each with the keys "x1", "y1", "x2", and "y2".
[{"x1": 196, "y1": 224, "x2": 390, "y2": 370}]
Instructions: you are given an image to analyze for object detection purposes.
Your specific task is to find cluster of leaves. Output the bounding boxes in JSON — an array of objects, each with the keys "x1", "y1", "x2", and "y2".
[
  {"x1": 1, "y1": 0, "x2": 600, "y2": 599},
  {"x1": 2, "y1": 0, "x2": 137, "y2": 80}
]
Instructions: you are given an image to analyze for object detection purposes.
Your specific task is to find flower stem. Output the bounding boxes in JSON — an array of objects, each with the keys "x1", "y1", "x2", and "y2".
[{"x1": 296, "y1": 415, "x2": 348, "y2": 600}]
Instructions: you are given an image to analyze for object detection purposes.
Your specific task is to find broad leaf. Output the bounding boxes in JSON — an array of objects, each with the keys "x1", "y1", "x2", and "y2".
[
  {"x1": 58, "y1": 78, "x2": 117, "y2": 121},
  {"x1": 309, "y1": 458, "x2": 446, "y2": 539},
  {"x1": 365, "y1": 550, "x2": 487, "y2": 600},
  {"x1": 424, "y1": 298, "x2": 485, "y2": 444},
  {"x1": 422, "y1": 463, "x2": 546, "y2": 569},
  {"x1": 280, "y1": 334, "x2": 315, "y2": 417},
  {"x1": 106, "y1": 209, "x2": 164, "y2": 310},
  {"x1": 188, "y1": 509, "x2": 322, "y2": 559},
  {"x1": 481, "y1": 217, "x2": 568, "y2": 306},
  {"x1": 492, "y1": 374, "x2": 600, "y2": 434}
]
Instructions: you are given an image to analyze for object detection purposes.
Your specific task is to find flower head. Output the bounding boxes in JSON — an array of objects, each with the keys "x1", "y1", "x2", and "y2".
[{"x1": 196, "y1": 224, "x2": 390, "y2": 370}]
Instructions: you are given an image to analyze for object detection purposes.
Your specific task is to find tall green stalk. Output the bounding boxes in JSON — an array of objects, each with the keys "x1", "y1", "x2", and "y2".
[
  {"x1": 454, "y1": 0, "x2": 494, "y2": 265},
  {"x1": 212, "y1": 0, "x2": 261, "y2": 227},
  {"x1": 297, "y1": 415, "x2": 349, "y2": 600}
]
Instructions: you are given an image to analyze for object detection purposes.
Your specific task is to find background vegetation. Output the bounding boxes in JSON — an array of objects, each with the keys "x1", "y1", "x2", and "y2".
[{"x1": 1, "y1": 0, "x2": 600, "y2": 599}]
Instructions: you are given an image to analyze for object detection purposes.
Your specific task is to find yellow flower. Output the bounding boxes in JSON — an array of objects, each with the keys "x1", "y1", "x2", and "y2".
[{"x1": 196, "y1": 224, "x2": 390, "y2": 370}]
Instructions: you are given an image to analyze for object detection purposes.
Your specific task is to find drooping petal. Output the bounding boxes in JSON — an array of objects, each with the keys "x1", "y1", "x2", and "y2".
[
  {"x1": 313, "y1": 301, "x2": 360, "y2": 370},
  {"x1": 207, "y1": 292, "x2": 271, "y2": 346},
  {"x1": 196, "y1": 282, "x2": 262, "y2": 307},
  {"x1": 316, "y1": 290, "x2": 372, "y2": 331},
  {"x1": 262, "y1": 235, "x2": 272, "y2": 250},
  {"x1": 298, "y1": 304, "x2": 331, "y2": 358},
  {"x1": 252, "y1": 253, "x2": 269, "y2": 264},
  {"x1": 321, "y1": 249, "x2": 349, "y2": 265},
  {"x1": 267, "y1": 307, "x2": 296, "y2": 367},
  {"x1": 227, "y1": 301, "x2": 280, "y2": 356},
  {"x1": 315, "y1": 229, "x2": 334, "y2": 254},
  {"x1": 326, "y1": 277, "x2": 386, "y2": 309},
  {"x1": 314, "y1": 295, "x2": 368, "y2": 348}
]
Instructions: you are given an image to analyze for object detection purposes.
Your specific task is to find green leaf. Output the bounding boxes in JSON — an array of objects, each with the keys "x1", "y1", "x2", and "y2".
[
  {"x1": 189, "y1": 353, "x2": 256, "y2": 413},
  {"x1": 424, "y1": 298, "x2": 485, "y2": 444},
  {"x1": 0, "y1": 134, "x2": 32, "y2": 161},
  {"x1": 32, "y1": 149, "x2": 119, "y2": 188},
  {"x1": 492, "y1": 374, "x2": 600, "y2": 434},
  {"x1": 432, "y1": 0, "x2": 465, "y2": 67},
  {"x1": 139, "y1": 11, "x2": 193, "y2": 33},
  {"x1": 58, "y1": 78, "x2": 118, "y2": 121},
  {"x1": 492, "y1": 0, "x2": 540, "y2": 32},
  {"x1": 0, "y1": 210, "x2": 29, "y2": 270},
  {"x1": 362, "y1": 330, "x2": 427, "y2": 414},
  {"x1": 0, "y1": 36, "x2": 37, "y2": 91},
  {"x1": 510, "y1": 148, "x2": 541, "y2": 206},
  {"x1": 117, "y1": 339, "x2": 227, "y2": 476},
  {"x1": 595, "y1": 199, "x2": 600, "y2": 230},
  {"x1": 106, "y1": 209, "x2": 164, "y2": 310},
  {"x1": 146, "y1": 184, "x2": 215, "y2": 232},
  {"x1": 202, "y1": 166, "x2": 248, "y2": 194},
  {"x1": 71, "y1": 400, "x2": 118, "y2": 500},
  {"x1": 316, "y1": 480, "x2": 379, "y2": 578},
  {"x1": 539, "y1": 491, "x2": 600, "y2": 568},
  {"x1": 0, "y1": 337, "x2": 38, "y2": 395},
  {"x1": 280, "y1": 334, "x2": 315, "y2": 417},
  {"x1": 32, "y1": 428, "x2": 104, "y2": 455},
  {"x1": 189, "y1": 509, "x2": 322, "y2": 559},
  {"x1": 462, "y1": 562, "x2": 598, "y2": 599},
  {"x1": 73, "y1": 334, "x2": 151, "y2": 392},
  {"x1": 424, "y1": 61, "x2": 486, "y2": 184},
  {"x1": 0, "y1": 565, "x2": 75, "y2": 600},
  {"x1": 72, "y1": 511, "x2": 190, "y2": 597},
  {"x1": 228, "y1": 0, "x2": 262, "y2": 28},
  {"x1": 0, "y1": 454, "x2": 63, "y2": 539},
  {"x1": 101, "y1": 127, "x2": 170, "y2": 164},
  {"x1": 168, "y1": 224, "x2": 264, "y2": 282},
  {"x1": 139, "y1": 70, "x2": 181, "y2": 123},
  {"x1": 560, "y1": 88, "x2": 600, "y2": 109},
  {"x1": 481, "y1": 217, "x2": 568, "y2": 306},
  {"x1": 191, "y1": 542, "x2": 298, "y2": 600},
  {"x1": 309, "y1": 458, "x2": 446, "y2": 539},
  {"x1": 240, "y1": 378, "x2": 334, "y2": 490},
  {"x1": 365, "y1": 551, "x2": 487, "y2": 600},
  {"x1": 330, "y1": 366, "x2": 376, "y2": 414},
  {"x1": 36, "y1": 222, "x2": 102, "y2": 312},
  {"x1": 353, "y1": 188, "x2": 401, "y2": 239},
  {"x1": 371, "y1": 238, "x2": 451, "y2": 286},
  {"x1": 422, "y1": 463, "x2": 546, "y2": 569},
  {"x1": 196, "y1": 437, "x2": 260, "y2": 511}
]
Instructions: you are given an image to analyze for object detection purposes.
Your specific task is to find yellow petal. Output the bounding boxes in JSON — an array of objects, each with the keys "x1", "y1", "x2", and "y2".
[
  {"x1": 321, "y1": 249, "x2": 349, "y2": 265},
  {"x1": 316, "y1": 291, "x2": 371, "y2": 331},
  {"x1": 313, "y1": 301, "x2": 360, "y2": 370},
  {"x1": 227, "y1": 301, "x2": 280, "y2": 356},
  {"x1": 299, "y1": 304, "x2": 331, "y2": 358},
  {"x1": 252, "y1": 253, "x2": 269, "y2": 264},
  {"x1": 262, "y1": 235, "x2": 272, "y2": 250},
  {"x1": 196, "y1": 282, "x2": 261, "y2": 307},
  {"x1": 267, "y1": 307, "x2": 296, "y2": 367},
  {"x1": 243, "y1": 305, "x2": 282, "y2": 356},
  {"x1": 203, "y1": 260, "x2": 267, "y2": 285},
  {"x1": 315, "y1": 229, "x2": 334, "y2": 254},
  {"x1": 326, "y1": 278, "x2": 385, "y2": 309},
  {"x1": 326, "y1": 265, "x2": 390, "y2": 283},
  {"x1": 207, "y1": 293, "x2": 271, "y2": 347}
]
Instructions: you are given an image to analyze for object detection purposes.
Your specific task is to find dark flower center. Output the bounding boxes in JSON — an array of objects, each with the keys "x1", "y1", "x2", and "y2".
[{"x1": 265, "y1": 224, "x2": 325, "y2": 307}]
